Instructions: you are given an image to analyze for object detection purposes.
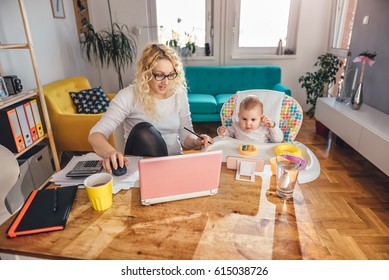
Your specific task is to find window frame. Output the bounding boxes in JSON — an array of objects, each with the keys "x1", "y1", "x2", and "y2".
[
  {"x1": 328, "y1": 0, "x2": 358, "y2": 58},
  {"x1": 148, "y1": 0, "x2": 214, "y2": 59},
  {"x1": 148, "y1": 0, "x2": 300, "y2": 64},
  {"x1": 229, "y1": 0, "x2": 300, "y2": 59}
]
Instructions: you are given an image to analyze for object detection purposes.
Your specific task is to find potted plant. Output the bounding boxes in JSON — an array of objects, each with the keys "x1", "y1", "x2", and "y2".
[
  {"x1": 166, "y1": 18, "x2": 196, "y2": 60},
  {"x1": 81, "y1": 0, "x2": 137, "y2": 89},
  {"x1": 298, "y1": 53, "x2": 343, "y2": 118}
]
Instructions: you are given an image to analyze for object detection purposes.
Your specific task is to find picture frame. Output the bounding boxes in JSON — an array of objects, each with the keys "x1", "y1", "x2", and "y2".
[
  {"x1": 72, "y1": 0, "x2": 90, "y2": 42},
  {"x1": 51, "y1": 0, "x2": 65, "y2": 19},
  {"x1": 0, "y1": 77, "x2": 9, "y2": 99}
]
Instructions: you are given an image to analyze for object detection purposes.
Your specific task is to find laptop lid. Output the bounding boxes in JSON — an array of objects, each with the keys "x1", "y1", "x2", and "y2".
[{"x1": 138, "y1": 150, "x2": 223, "y2": 205}]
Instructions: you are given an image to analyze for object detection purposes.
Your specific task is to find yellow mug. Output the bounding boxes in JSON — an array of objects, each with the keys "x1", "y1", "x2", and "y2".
[{"x1": 84, "y1": 173, "x2": 113, "y2": 211}]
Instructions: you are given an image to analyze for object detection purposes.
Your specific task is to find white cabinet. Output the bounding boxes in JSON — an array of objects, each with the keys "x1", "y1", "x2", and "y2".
[{"x1": 315, "y1": 97, "x2": 389, "y2": 176}]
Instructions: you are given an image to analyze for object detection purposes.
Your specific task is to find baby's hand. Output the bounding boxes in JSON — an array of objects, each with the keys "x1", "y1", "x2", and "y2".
[
  {"x1": 261, "y1": 115, "x2": 276, "y2": 128},
  {"x1": 217, "y1": 126, "x2": 227, "y2": 136}
]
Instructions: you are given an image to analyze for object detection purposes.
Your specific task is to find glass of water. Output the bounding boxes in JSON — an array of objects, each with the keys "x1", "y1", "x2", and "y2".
[{"x1": 275, "y1": 154, "x2": 302, "y2": 199}]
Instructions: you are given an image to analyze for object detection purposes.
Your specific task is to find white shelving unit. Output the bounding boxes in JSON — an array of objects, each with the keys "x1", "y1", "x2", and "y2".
[
  {"x1": 315, "y1": 97, "x2": 389, "y2": 176},
  {"x1": 0, "y1": 0, "x2": 60, "y2": 173}
]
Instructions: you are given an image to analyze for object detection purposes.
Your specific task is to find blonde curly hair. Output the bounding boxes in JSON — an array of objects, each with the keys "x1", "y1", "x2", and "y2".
[{"x1": 134, "y1": 43, "x2": 186, "y2": 118}]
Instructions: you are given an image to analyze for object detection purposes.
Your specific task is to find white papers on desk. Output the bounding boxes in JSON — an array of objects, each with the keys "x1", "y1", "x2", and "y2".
[{"x1": 50, "y1": 153, "x2": 140, "y2": 194}]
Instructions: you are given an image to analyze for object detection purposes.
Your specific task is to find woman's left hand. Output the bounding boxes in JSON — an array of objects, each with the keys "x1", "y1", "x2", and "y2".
[{"x1": 195, "y1": 134, "x2": 214, "y2": 149}]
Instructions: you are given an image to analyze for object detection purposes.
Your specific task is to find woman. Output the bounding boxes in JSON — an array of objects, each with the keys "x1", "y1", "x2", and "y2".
[{"x1": 89, "y1": 43, "x2": 213, "y2": 174}]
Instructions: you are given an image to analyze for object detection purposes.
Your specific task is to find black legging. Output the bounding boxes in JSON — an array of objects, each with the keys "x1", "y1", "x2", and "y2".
[{"x1": 124, "y1": 122, "x2": 168, "y2": 157}]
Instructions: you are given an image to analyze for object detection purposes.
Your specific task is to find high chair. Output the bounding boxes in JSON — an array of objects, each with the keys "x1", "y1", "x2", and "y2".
[{"x1": 220, "y1": 89, "x2": 303, "y2": 142}]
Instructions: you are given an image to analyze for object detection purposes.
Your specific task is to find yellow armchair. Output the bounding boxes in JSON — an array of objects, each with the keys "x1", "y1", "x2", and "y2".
[{"x1": 43, "y1": 76, "x2": 115, "y2": 155}]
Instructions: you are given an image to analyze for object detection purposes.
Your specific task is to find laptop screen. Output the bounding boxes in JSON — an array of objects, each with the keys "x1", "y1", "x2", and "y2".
[{"x1": 138, "y1": 151, "x2": 223, "y2": 205}]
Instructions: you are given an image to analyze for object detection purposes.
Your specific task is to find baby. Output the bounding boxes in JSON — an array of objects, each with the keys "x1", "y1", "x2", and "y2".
[{"x1": 217, "y1": 95, "x2": 283, "y2": 143}]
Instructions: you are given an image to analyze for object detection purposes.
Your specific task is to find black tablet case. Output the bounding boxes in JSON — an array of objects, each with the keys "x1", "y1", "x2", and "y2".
[{"x1": 6, "y1": 186, "x2": 78, "y2": 238}]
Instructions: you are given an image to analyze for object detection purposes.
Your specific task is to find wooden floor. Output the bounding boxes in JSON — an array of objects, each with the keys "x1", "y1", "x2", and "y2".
[{"x1": 193, "y1": 116, "x2": 389, "y2": 260}]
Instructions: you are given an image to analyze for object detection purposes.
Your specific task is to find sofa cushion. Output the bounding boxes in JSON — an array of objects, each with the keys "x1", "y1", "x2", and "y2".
[
  {"x1": 188, "y1": 94, "x2": 217, "y2": 114},
  {"x1": 69, "y1": 87, "x2": 110, "y2": 114},
  {"x1": 215, "y1": 94, "x2": 234, "y2": 114},
  {"x1": 185, "y1": 66, "x2": 283, "y2": 96}
]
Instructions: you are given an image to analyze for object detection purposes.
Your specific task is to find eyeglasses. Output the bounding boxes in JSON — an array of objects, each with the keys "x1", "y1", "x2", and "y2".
[{"x1": 152, "y1": 72, "x2": 178, "y2": 81}]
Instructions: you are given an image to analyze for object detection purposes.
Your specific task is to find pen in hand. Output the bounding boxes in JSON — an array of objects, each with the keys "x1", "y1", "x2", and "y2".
[
  {"x1": 184, "y1": 127, "x2": 212, "y2": 145},
  {"x1": 53, "y1": 188, "x2": 58, "y2": 212}
]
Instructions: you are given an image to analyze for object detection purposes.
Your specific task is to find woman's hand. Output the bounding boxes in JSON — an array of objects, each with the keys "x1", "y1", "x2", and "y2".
[
  {"x1": 195, "y1": 134, "x2": 214, "y2": 149},
  {"x1": 89, "y1": 132, "x2": 128, "y2": 173},
  {"x1": 102, "y1": 151, "x2": 128, "y2": 174}
]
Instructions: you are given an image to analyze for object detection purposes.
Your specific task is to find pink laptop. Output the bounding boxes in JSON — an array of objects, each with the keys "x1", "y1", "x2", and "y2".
[{"x1": 138, "y1": 150, "x2": 223, "y2": 205}]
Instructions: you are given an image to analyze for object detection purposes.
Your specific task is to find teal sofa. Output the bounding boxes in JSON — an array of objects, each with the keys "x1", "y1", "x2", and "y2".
[{"x1": 185, "y1": 65, "x2": 291, "y2": 122}]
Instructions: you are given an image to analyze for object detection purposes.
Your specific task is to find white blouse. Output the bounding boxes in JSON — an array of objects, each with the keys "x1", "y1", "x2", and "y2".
[{"x1": 90, "y1": 85, "x2": 194, "y2": 155}]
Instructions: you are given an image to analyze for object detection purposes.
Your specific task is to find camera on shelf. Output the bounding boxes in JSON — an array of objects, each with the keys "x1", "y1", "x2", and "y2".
[
  {"x1": 2, "y1": 75, "x2": 23, "y2": 95},
  {"x1": 0, "y1": 77, "x2": 8, "y2": 98}
]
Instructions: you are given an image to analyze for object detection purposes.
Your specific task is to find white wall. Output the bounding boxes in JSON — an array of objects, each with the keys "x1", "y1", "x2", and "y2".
[
  {"x1": 87, "y1": 0, "x2": 152, "y2": 92},
  {"x1": 0, "y1": 0, "x2": 333, "y2": 112},
  {"x1": 0, "y1": 0, "x2": 99, "y2": 91}
]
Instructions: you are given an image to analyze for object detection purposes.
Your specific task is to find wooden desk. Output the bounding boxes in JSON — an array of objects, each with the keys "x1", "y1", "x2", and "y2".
[{"x1": 0, "y1": 165, "x2": 325, "y2": 260}]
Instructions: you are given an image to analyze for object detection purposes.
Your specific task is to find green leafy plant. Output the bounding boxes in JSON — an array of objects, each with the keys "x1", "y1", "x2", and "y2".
[
  {"x1": 81, "y1": 0, "x2": 137, "y2": 89},
  {"x1": 298, "y1": 53, "x2": 343, "y2": 118}
]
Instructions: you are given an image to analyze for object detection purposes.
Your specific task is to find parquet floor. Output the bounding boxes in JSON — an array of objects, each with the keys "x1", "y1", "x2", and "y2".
[{"x1": 193, "y1": 115, "x2": 389, "y2": 260}]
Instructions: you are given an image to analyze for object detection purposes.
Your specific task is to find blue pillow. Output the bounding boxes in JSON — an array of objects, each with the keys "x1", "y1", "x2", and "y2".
[{"x1": 69, "y1": 87, "x2": 110, "y2": 114}]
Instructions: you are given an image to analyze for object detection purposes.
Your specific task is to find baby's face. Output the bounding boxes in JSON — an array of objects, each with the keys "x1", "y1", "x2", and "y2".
[{"x1": 237, "y1": 106, "x2": 263, "y2": 132}]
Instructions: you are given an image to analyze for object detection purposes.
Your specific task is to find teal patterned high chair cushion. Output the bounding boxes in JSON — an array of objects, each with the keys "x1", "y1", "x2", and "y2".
[{"x1": 220, "y1": 93, "x2": 303, "y2": 142}]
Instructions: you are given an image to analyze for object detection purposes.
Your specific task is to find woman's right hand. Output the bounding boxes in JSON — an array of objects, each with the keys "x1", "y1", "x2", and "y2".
[
  {"x1": 103, "y1": 151, "x2": 128, "y2": 174},
  {"x1": 89, "y1": 132, "x2": 128, "y2": 173}
]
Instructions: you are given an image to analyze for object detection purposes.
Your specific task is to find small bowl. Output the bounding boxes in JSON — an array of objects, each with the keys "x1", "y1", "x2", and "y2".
[{"x1": 273, "y1": 143, "x2": 302, "y2": 157}]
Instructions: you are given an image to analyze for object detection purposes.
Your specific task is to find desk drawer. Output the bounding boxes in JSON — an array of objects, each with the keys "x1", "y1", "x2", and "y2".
[{"x1": 315, "y1": 99, "x2": 362, "y2": 149}]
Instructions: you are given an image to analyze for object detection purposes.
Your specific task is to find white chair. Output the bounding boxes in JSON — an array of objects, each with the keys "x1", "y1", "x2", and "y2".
[
  {"x1": 0, "y1": 145, "x2": 20, "y2": 226},
  {"x1": 0, "y1": 145, "x2": 21, "y2": 260},
  {"x1": 0, "y1": 145, "x2": 40, "y2": 259}
]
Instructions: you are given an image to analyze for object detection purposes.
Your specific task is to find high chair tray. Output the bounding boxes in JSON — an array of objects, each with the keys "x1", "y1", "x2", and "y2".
[{"x1": 204, "y1": 137, "x2": 320, "y2": 184}]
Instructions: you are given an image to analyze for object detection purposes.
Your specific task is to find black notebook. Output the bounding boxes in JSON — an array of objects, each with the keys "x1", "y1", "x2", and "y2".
[{"x1": 6, "y1": 186, "x2": 78, "y2": 238}]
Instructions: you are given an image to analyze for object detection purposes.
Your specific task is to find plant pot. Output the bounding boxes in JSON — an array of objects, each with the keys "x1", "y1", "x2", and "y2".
[{"x1": 315, "y1": 120, "x2": 329, "y2": 137}]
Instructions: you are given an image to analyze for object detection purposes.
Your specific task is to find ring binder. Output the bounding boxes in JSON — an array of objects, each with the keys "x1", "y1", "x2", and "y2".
[
  {"x1": 23, "y1": 101, "x2": 38, "y2": 142},
  {"x1": 15, "y1": 104, "x2": 33, "y2": 147},
  {"x1": 29, "y1": 99, "x2": 45, "y2": 138},
  {"x1": 0, "y1": 107, "x2": 26, "y2": 153}
]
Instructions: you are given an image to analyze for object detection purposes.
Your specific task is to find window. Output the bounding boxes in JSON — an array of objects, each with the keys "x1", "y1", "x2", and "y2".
[
  {"x1": 238, "y1": 0, "x2": 290, "y2": 47},
  {"x1": 232, "y1": 0, "x2": 300, "y2": 56},
  {"x1": 330, "y1": 0, "x2": 357, "y2": 57},
  {"x1": 148, "y1": 0, "x2": 300, "y2": 62},
  {"x1": 152, "y1": 0, "x2": 213, "y2": 56}
]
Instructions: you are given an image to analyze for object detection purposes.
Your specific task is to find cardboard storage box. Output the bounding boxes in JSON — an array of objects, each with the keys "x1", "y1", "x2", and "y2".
[{"x1": 19, "y1": 144, "x2": 54, "y2": 189}]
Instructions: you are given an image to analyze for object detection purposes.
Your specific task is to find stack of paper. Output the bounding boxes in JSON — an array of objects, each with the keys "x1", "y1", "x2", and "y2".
[{"x1": 51, "y1": 153, "x2": 140, "y2": 194}]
